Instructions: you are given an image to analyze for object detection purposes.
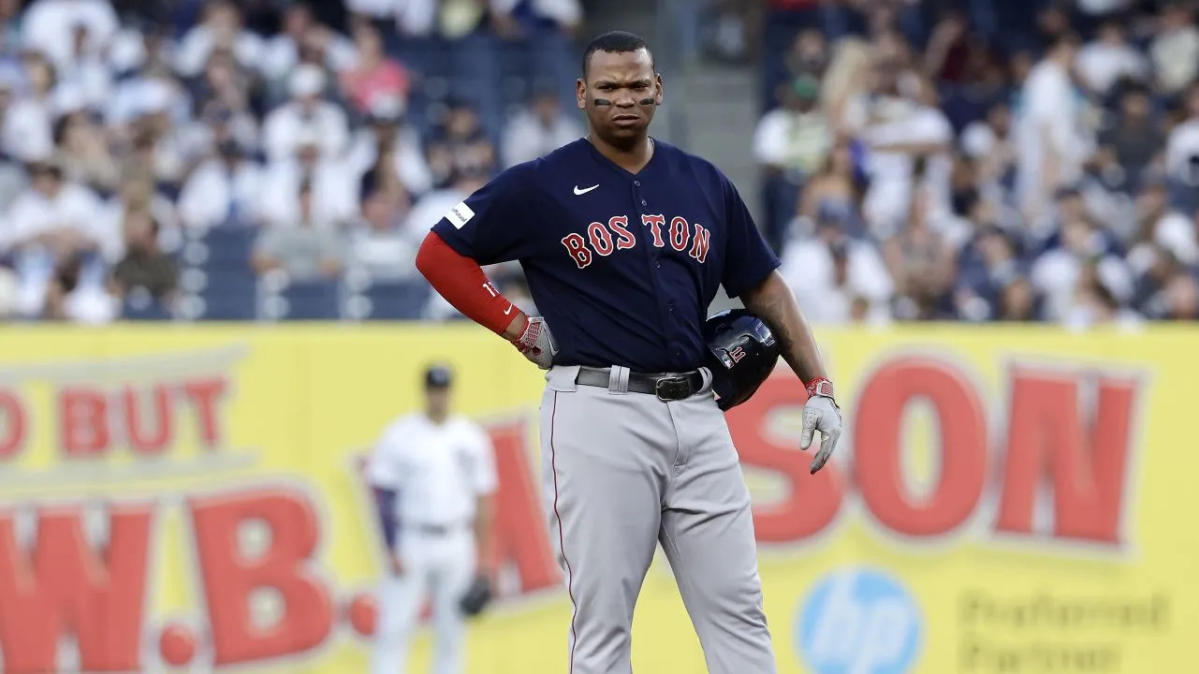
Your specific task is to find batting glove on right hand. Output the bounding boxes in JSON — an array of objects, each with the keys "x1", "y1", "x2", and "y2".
[
  {"x1": 800, "y1": 378, "x2": 842, "y2": 474},
  {"x1": 511, "y1": 315, "x2": 558, "y2": 369}
]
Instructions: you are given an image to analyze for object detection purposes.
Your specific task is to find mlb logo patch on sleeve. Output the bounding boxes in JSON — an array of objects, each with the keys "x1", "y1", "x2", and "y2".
[{"x1": 446, "y1": 202, "x2": 475, "y2": 229}]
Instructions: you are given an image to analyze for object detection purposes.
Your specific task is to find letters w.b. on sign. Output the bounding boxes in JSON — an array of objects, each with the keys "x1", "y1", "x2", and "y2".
[{"x1": 728, "y1": 355, "x2": 1140, "y2": 546}]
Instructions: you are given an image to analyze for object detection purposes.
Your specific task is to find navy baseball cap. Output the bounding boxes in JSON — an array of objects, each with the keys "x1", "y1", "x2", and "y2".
[{"x1": 424, "y1": 364, "x2": 453, "y2": 388}]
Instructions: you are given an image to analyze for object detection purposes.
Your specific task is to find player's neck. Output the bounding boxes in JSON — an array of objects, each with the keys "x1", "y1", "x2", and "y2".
[
  {"x1": 425, "y1": 410, "x2": 449, "y2": 425},
  {"x1": 587, "y1": 133, "x2": 654, "y2": 174}
]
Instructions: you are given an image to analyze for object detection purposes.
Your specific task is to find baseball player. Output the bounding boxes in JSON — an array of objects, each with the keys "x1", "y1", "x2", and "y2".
[
  {"x1": 415, "y1": 31, "x2": 842, "y2": 674},
  {"x1": 367, "y1": 364, "x2": 497, "y2": 674}
]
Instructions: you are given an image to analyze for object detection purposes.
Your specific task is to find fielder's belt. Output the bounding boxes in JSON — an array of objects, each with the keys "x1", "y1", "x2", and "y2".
[{"x1": 575, "y1": 366, "x2": 705, "y2": 401}]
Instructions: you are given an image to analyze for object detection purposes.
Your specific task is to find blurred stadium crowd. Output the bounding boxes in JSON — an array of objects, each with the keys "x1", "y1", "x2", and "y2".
[
  {"x1": 3, "y1": 0, "x2": 1199, "y2": 326},
  {"x1": 0, "y1": 0, "x2": 581, "y2": 321},
  {"x1": 761, "y1": 0, "x2": 1199, "y2": 325}
]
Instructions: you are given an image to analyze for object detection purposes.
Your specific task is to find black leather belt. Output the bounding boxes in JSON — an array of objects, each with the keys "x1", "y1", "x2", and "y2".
[{"x1": 576, "y1": 366, "x2": 705, "y2": 401}]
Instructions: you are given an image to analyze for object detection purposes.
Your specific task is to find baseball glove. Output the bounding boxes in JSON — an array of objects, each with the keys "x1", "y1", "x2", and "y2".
[{"x1": 459, "y1": 574, "x2": 492, "y2": 616}]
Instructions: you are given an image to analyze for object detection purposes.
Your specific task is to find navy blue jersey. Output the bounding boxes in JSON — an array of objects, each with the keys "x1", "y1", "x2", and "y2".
[{"x1": 432, "y1": 138, "x2": 779, "y2": 372}]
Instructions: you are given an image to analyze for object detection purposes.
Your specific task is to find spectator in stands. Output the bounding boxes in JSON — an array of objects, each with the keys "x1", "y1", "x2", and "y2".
[
  {"x1": 426, "y1": 99, "x2": 496, "y2": 188},
  {"x1": 1166, "y1": 85, "x2": 1199, "y2": 205},
  {"x1": 348, "y1": 95, "x2": 432, "y2": 198},
  {"x1": 778, "y1": 214, "x2": 893, "y2": 324},
  {"x1": 954, "y1": 225, "x2": 1026, "y2": 321},
  {"x1": 1150, "y1": 1, "x2": 1199, "y2": 97},
  {"x1": 1016, "y1": 33, "x2": 1092, "y2": 222},
  {"x1": 348, "y1": 187, "x2": 420, "y2": 282},
  {"x1": 960, "y1": 102, "x2": 1016, "y2": 205},
  {"x1": 53, "y1": 110, "x2": 119, "y2": 195},
  {"x1": 3, "y1": 51, "x2": 57, "y2": 163},
  {"x1": 346, "y1": 0, "x2": 437, "y2": 38},
  {"x1": 502, "y1": 87, "x2": 582, "y2": 167},
  {"x1": 883, "y1": 188, "x2": 956, "y2": 319},
  {"x1": 794, "y1": 138, "x2": 865, "y2": 240},
  {"x1": 754, "y1": 75, "x2": 831, "y2": 177},
  {"x1": 175, "y1": 0, "x2": 265, "y2": 78},
  {"x1": 997, "y1": 278, "x2": 1040, "y2": 321},
  {"x1": 180, "y1": 139, "x2": 263, "y2": 229},
  {"x1": 111, "y1": 209, "x2": 178, "y2": 309},
  {"x1": 253, "y1": 180, "x2": 345, "y2": 281},
  {"x1": 857, "y1": 69, "x2": 953, "y2": 238},
  {"x1": 1099, "y1": 84, "x2": 1163, "y2": 194},
  {"x1": 263, "y1": 3, "x2": 357, "y2": 84},
  {"x1": 103, "y1": 176, "x2": 179, "y2": 258},
  {"x1": 5, "y1": 160, "x2": 108, "y2": 316},
  {"x1": 185, "y1": 54, "x2": 260, "y2": 151},
  {"x1": 260, "y1": 127, "x2": 357, "y2": 228},
  {"x1": 1075, "y1": 20, "x2": 1146, "y2": 96},
  {"x1": 340, "y1": 21, "x2": 409, "y2": 117},
  {"x1": 1031, "y1": 214, "x2": 1133, "y2": 322},
  {"x1": 263, "y1": 64, "x2": 349, "y2": 163},
  {"x1": 22, "y1": 0, "x2": 118, "y2": 72},
  {"x1": 490, "y1": 0, "x2": 583, "y2": 37},
  {"x1": 786, "y1": 29, "x2": 829, "y2": 81},
  {"x1": 1157, "y1": 270, "x2": 1199, "y2": 319}
]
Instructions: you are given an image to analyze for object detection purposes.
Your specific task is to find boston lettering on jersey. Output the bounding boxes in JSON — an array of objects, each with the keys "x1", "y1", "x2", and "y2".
[
  {"x1": 561, "y1": 214, "x2": 711, "y2": 269},
  {"x1": 431, "y1": 138, "x2": 779, "y2": 372}
]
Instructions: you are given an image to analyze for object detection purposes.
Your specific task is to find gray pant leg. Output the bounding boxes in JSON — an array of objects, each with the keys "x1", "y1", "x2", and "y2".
[
  {"x1": 540, "y1": 371, "x2": 674, "y2": 674},
  {"x1": 659, "y1": 394, "x2": 777, "y2": 674}
]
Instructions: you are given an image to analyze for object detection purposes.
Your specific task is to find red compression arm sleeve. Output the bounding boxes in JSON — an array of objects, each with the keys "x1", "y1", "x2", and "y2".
[{"x1": 415, "y1": 231, "x2": 523, "y2": 336}]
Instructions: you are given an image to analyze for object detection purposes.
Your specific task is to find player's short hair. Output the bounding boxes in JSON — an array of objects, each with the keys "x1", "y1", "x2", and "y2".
[{"x1": 581, "y1": 31, "x2": 655, "y2": 78}]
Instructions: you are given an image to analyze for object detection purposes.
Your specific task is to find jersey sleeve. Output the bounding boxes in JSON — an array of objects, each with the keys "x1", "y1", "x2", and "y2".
[
  {"x1": 366, "y1": 425, "x2": 404, "y2": 489},
  {"x1": 430, "y1": 164, "x2": 539, "y2": 265},
  {"x1": 720, "y1": 173, "x2": 781, "y2": 298},
  {"x1": 467, "y1": 425, "x2": 498, "y2": 496}
]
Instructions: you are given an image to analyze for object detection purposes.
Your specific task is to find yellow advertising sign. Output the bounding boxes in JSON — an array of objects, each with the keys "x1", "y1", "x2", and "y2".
[{"x1": 0, "y1": 325, "x2": 1193, "y2": 673}]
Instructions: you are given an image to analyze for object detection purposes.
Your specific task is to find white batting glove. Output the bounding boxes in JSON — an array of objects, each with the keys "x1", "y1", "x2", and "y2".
[
  {"x1": 800, "y1": 378, "x2": 842, "y2": 474},
  {"x1": 511, "y1": 316, "x2": 558, "y2": 369}
]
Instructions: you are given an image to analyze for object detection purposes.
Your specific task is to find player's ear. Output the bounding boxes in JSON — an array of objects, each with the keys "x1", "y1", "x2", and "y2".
[
  {"x1": 576, "y1": 77, "x2": 587, "y2": 110},
  {"x1": 655, "y1": 73, "x2": 664, "y2": 105}
]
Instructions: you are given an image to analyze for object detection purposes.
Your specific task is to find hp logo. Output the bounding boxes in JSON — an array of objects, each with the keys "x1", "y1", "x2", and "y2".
[{"x1": 796, "y1": 567, "x2": 922, "y2": 674}]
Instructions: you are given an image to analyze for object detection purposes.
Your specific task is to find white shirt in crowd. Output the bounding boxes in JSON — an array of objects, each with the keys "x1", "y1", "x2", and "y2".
[
  {"x1": 2, "y1": 96, "x2": 54, "y2": 162},
  {"x1": 345, "y1": 0, "x2": 438, "y2": 36},
  {"x1": 1151, "y1": 22, "x2": 1199, "y2": 93},
  {"x1": 367, "y1": 413, "x2": 498, "y2": 528},
  {"x1": 346, "y1": 127, "x2": 434, "y2": 196},
  {"x1": 261, "y1": 32, "x2": 358, "y2": 82},
  {"x1": 1017, "y1": 58, "x2": 1093, "y2": 218},
  {"x1": 778, "y1": 237, "x2": 894, "y2": 324},
  {"x1": 22, "y1": 0, "x2": 118, "y2": 70},
  {"x1": 179, "y1": 158, "x2": 265, "y2": 228},
  {"x1": 1166, "y1": 116, "x2": 1199, "y2": 185},
  {"x1": 263, "y1": 100, "x2": 349, "y2": 163},
  {"x1": 1031, "y1": 249, "x2": 1133, "y2": 321},
  {"x1": 752, "y1": 107, "x2": 832, "y2": 174},
  {"x1": 858, "y1": 101, "x2": 952, "y2": 236},
  {"x1": 1075, "y1": 40, "x2": 1146, "y2": 94},
  {"x1": 174, "y1": 24, "x2": 265, "y2": 78},
  {"x1": 501, "y1": 110, "x2": 582, "y2": 168},
  {"x1": 5, "y1": 182, "x2": 110, "y2": 254},
  {"x1": 258, "y1": 158, "x2": 358, "y2": 227}
]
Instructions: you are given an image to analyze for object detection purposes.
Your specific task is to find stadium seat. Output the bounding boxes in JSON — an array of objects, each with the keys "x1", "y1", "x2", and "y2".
[
  {"x1": 360, "y1": 279, "x2": 431, "y2": 320},
  {"x1": 277, "y1": 279, "x2": 342, "y2": 320}
]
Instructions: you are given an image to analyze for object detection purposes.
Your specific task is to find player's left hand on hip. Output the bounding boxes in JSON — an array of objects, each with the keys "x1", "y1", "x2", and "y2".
[
  {"x1": 511, "y1": 315, "x2": 558, "y2": 369},
  {"x1": 800, "y1": 382, "x2": 842, "y2": 474}
]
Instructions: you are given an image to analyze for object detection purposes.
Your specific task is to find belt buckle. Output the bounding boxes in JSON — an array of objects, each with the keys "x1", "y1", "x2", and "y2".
[{"x1": 654, "y1": 375, "x2": 690, "y2": 402}]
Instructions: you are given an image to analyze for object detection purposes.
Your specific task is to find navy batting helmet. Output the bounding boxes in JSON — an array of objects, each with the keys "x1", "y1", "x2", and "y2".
[{"x1": 704, "y1": 309, "x2": 780, "y2": 411}]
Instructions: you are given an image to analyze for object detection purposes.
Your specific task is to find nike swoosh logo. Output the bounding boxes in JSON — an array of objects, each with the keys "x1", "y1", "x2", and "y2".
[
  {"x1": 573, "y1": 184, "x2": 599, "y2": 196},
  {"x1": 503, "y1": 304, "x2": 514, "y2": 315}
]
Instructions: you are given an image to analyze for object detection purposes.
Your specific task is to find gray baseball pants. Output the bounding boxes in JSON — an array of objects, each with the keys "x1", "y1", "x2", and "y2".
[{"x1": 539, "y1": 365, "x2": 776, "y2": 674}]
